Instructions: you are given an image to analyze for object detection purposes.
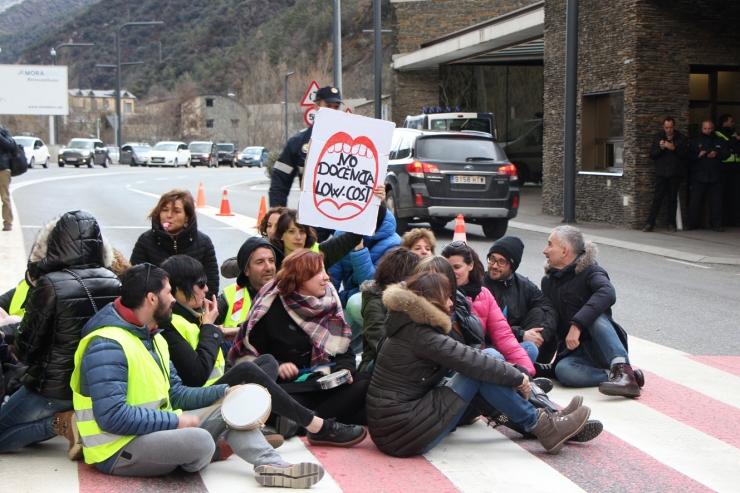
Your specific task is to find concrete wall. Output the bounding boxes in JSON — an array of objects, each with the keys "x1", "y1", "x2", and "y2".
[{"x1": 543, "y1": 0, "x2": 740, "y2": 227}]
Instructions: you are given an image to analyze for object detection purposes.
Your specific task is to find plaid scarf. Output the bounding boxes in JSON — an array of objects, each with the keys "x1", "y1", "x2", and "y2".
[{"x1": 228, "y1": 278, "x2": 351, "y2": 367}]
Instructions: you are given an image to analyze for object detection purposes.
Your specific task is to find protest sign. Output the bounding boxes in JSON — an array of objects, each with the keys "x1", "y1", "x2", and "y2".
[{"x1": 298, "y1": 109, "x2": 395, "y2": 236}]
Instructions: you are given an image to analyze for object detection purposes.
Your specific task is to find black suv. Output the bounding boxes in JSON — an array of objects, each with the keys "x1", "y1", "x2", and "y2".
[
  {"x1": 385, "y1": 129, "x2": 519, "y2": 239},
  {"x1": 216, "y1": 143, "x2": 237, "y2": 167}
]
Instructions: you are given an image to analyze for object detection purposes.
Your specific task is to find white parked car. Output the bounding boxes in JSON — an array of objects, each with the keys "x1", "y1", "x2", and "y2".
[
  {"x1": 148, "y1": 141, "x2": 191, "y2": 167},
  {"x1": 14, "y1": 136, "x2": 50, "y2": 168}
]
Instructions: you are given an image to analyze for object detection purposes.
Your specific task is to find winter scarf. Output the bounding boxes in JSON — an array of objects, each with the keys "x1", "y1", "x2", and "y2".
[
  {"x1": 458, "y1": 280, "x2": 483, "y2": 302},
  {"x1": 229, "y1": 278, "x2": 351, "y2": 367}
]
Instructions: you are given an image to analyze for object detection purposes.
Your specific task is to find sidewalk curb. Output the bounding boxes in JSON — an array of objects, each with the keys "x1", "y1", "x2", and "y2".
[{"x1": 508, "y1": 221, "x2": 740, "y2": 266}]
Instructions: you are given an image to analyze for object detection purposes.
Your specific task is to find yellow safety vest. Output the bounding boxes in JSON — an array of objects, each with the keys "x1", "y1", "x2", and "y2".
[
  {"x1": 310, "y1": 243, "x2": 321, "y2": 254},
  {"x1": 715, "y1": 131, "x2": 739, "y2": 163},
  {"x1": 222, "y1": 284, "x2": 251, "y2": 329},
  {"x1": 8, "y1": 280, "x2": 29, "y2": 317},
  {"x1": 71, "y1": 327, "x2": 180, "y2": 464},
  {"x1": 170, "y1": 314, "x2": 225, "y2": 386}
]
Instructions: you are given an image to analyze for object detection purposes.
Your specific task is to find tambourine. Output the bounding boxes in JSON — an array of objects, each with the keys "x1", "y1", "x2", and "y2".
[
  {"x1": 221, "y1": 384, "x2": 272, "y2": 431},
  {"x1": 316, "y1": 369, "x2": 351, "y2": 390}
]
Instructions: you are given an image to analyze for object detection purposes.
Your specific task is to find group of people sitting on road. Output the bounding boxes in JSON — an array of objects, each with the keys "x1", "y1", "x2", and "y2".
[{"x1": 0, "y1": 185, "x2": 644, "y2": 488}]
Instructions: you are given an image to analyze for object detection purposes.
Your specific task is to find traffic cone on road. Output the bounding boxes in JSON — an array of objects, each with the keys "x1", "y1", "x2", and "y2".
[
  {"x1": 216, "y1": 190, "x2": 235, "y2": 216},
  {"x1": 452, "y1": 214, "x2": 467, "y2": 243},
  {"x1": 256, "y1": 196, "x2": 267, "y2": 227},
  {"x1": 196, "y1": 182, "x2": 207, "y2": 208}
]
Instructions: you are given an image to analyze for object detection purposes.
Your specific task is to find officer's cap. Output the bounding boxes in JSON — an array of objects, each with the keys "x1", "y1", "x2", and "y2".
[{"x1": 315, "y1": 86, "x2": 342, "y2": 104}]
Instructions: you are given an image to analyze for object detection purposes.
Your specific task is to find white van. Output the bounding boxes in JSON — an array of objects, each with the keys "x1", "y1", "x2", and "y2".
[{"x1": 403, "y1": 111, "x2": 497, "y2": 139}]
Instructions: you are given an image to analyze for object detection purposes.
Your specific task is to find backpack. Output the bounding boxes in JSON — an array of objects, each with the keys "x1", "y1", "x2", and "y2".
[{"x1": 10, "y1": 140, "x2": 28, "y2": 177}]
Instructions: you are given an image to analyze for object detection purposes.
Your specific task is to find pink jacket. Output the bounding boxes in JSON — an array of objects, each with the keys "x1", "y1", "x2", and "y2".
[{"x1": 468, "y1": 286, "x2": 536, "y2": 375}]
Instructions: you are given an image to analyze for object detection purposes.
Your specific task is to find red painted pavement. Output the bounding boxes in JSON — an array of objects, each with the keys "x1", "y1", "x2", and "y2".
[
  {"x1": 688, "y1": 355, "x2": 740, "y2": 378},
  {"x1": 302, "y1": 435, "x2": 461, "y2": 493},
  {"x1": 638, "y1": 370, "x2": 740, "y2": 449},
  {"x1": 498, "y1": 428, "x2": 713, "y2": 493},
  {"x1": 78, "y1": 462, "x2": 208, "y2": 493}
]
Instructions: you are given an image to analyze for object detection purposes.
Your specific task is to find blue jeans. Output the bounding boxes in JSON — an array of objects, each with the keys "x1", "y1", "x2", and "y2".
[
  {"x1": 0, "y1": 386, "x2": 72, "y2": 453},
  {"x1": 555, "y1": 314, "x2": 629, "y2": 388},
  {"x1": 419, "y1": 368, "x2": 538, "y2": 454},
  {"x1": 483, "y1": 343, "x2": 538, "y2": 365}
]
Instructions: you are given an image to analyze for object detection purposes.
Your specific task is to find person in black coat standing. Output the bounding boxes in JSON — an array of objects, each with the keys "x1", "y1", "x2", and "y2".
[
  {"x1": 643, "y1": 117, "x2": 689, "y2": 233},
  {"x1": 0, "y1": 211, "x2": 120, "y2": 457},
  {"x1": 541, "y1": 226, "x2": 643, "y2": 398},
  {"x1": 686, "y1": 120, "x2": 731, "y2": 231},
  {"x1": 130, "y1": 189, "x2": 219, "y2": 294}
]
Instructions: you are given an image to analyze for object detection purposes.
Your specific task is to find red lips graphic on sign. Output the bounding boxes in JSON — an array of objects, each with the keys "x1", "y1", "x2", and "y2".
[{"x1": 312, "y1": 132, "x2": 379, "y2": 221}]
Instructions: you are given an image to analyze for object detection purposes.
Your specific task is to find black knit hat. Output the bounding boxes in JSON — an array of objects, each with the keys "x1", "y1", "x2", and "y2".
[{"x1": 487, "y1": 236, "x2": 524, "y2": 272}]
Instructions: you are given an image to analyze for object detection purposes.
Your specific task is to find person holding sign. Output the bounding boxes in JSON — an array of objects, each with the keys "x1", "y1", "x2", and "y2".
[
  {"x1": 229, "y1": 250, "x2": 369, "y2": 441},
  {"x1": 270, "y1": 86, "x2": 343, "y2": 243}
]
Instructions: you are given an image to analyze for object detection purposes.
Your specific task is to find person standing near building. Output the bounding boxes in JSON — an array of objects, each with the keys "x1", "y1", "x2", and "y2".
[
  {"x1": 268, "y1": 86, "x2": 342, "y2": 242},
  {"x1": 0, "y1": 125, "x2": 16, "y2": 231},
  {"x1": 643, "y1": 117, "x2": 689, "y2": 233},
  {"x1": 715, "y1": 114, "x2": 740, "y2": 227},
  {"x1": 686, "y1": 120, "x2": 730, "y2": 231}
]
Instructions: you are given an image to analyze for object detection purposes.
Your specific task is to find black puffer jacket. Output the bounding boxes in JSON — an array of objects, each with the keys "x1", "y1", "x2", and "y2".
[
  {"x1": 484, "y1": 272, "x2": 557, "y2": 361},
  {"x1": 15, "y1": 211, "x2": 121, "y2": 400},
  {"x1": 130, "y1": 217, "x2": 219, "y2": 294},
  {"x1": 688, "y1": 132, "x2": 730, "y2": 183},
  {"x1": 540, "y1": 242, "x2": 628, "y2": 361},
  {"x1": 366, "y1": 284, "x2": 524, "y2": 457},
  {"x1": 0, "y1": 126, "x2": 15, "y2": 171}
]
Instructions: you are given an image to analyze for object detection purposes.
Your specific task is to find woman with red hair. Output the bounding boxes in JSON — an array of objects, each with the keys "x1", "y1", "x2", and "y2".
[{"x1": 229, "y1": 250, "x2": 368, "y2": 446}]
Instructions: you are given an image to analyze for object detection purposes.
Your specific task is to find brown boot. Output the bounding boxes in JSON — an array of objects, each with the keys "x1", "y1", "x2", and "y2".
[
  {"x1": 530, "y1": 406, "x2": 590, "y2": 454},
  {"x1": 554, "y1": 395, "x2": 583, "y2": 416},
  {"x1": 52, "y1": 410, "x2": 82, "y2": 460},
  {"x1": 599, "y1": 363, "x2": 641, "y2": 398}
]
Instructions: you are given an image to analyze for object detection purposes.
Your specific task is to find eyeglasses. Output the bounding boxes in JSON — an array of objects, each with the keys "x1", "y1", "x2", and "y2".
[
  {"x1": 487, "y1": 256, "x2": 510, "y2": 267},
  {"x1": 441, "y1": 240, "x2": 467, "y2": 250},
  {"x1": 195, "y1": 279, "x2": 207, "y2": 290},
  {"x1": 142, "y1": 262, "x2": 156, "y2": 293}
]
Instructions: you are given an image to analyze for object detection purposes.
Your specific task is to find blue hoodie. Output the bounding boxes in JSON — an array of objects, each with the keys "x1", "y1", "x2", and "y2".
[
  {"x1": 329, "y1": 209, "x2": 401, "y2": 306},
  {"x1": 77, "y1": 301, "x2": 227, "y2": 473}
]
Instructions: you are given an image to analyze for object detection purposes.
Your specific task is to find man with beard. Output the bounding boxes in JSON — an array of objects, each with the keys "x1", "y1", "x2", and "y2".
[
  {"x1": 541, "y1": 226, "x2": 644, "y2": 398},
  {"x1": 483, "y1": 236, "x2": 557, "y2": 366},
  {"x1": 70, "y1": 264, "x2": 326, "y2": 487}
]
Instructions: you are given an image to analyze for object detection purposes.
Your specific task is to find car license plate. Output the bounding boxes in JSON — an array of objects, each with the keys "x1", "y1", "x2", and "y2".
[
  {"x1": 67, "y1": 158, "x2": 77, "y2": 162},
  {"x1": 451, "y1": 175, "x2": 485, "y2": 184}
]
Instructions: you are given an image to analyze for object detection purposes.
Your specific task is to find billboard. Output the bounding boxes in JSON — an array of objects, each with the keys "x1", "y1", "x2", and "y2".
[{"x1": 0, "y1": 65, "x2": 69, "y2": 116}]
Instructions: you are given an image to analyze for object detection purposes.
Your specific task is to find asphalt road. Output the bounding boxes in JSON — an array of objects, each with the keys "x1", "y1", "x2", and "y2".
[{"x1": 10, "y1": 164, "x2": 740, "y2": 356}]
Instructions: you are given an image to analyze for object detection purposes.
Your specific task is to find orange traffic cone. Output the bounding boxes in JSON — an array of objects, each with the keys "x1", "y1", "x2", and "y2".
[
  {"x1": 216, "y1": 190, "x2": 235, "y2": 216},
  {"x1": 452, "y1": 214, "x2": 467, "y2": 243},
  {"x1": 196, "y1": 182, "x2": 207, "y2": 208},
  {"x1": 256, "y1": 196, "x2": 267, "y2": 227}
]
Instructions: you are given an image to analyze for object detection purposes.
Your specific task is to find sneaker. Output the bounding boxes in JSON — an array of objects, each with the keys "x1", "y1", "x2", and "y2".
[
  {"x1": 532, "y1": 377, "x2": 553, "y2": 394},
  {"x1": 306, "y1": 418, "x2": 367, "y2": 447},
  {"x1": 2, "y1": 225, "x2": 11, "y2": 232},
  {"x1": 533, "y1": 362, "x2": 555, "y2": 379},
  {"x1": 275, "y1": 415, "x2": 299, "y2": 439},
  {"x1": 567, "y1": 419, "x2": 604, "y2": 442},
  {"x1": 52, "y1": 410, "x2": 82, "y2": 460},
  {"x1": 255, "y1": 462, "x2": 325, "y2": 489},
  {"x1": 262, "y1": 430, "x2": 284, "y2": 449},
  {"x1": 211, "y1": 437, "x2": 234, "y2": 462}
]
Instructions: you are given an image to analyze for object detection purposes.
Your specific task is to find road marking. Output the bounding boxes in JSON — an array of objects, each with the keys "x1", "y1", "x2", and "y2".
[
  {"x1": 250, "y1": 184, "x2": 300, "y2": 191},
  {"x1": 663, "y1": 258, "x2": 711, "y2": 269},
  {"x1": 9, "y1": 170, "x2": 142, "y2": 192},
  {"x1": 21, "y1": 225, "x2": 147, "y2": 229},
  {"x1": 221, "y1": 179, "x2": 269, "y2": 191},
  {"x1": 155, "y1": 177, "x2": 168, "y2": 181},
  {"x1": 136, "y1": 180, "x2": 145, "y2": 183}
]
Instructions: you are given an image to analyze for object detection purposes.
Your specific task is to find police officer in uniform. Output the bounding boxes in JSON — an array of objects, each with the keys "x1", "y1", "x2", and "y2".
[
  {"x1": 269, "y1": 86, "x2": 342, "y2": 242},
  {"x1": 716, "y1": 114, "x2": 740, "y2": 227}
]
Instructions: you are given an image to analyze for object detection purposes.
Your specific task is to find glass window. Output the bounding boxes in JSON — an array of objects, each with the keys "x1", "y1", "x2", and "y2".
[
  {"x1": 206, "y1": 98, "x2": 214, "y2": 107},
  {"x1": 206, "y1": 120, "x2": 214, "y2": 128},
  {"x1": 718, "y1": 72, "x2": 740, "y2": 102},
  {"x1": 581, "y1": 91, "x2": 625, "y2": 171},
  {"x1": 690, "y1": 74, "x2": 710, "y2": 100},
  {"x1": 417, "y1": 137, "x2": 506, "y2": 162},
  {"x1": 396, "y1": 137, "x2": 412, "y2": 160}
]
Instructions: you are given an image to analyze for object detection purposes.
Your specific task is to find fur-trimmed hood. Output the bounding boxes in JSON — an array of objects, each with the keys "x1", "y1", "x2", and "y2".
[
  {"x1": 382, "y1": 283, "x2": 452, "y2": 336},
  {"x1": 27, "y1": 210, "x2": 114, "y2": 280},
  {"x1": 544, "y1": 240, "x2": 598, "y2": 277},
  {"x1": 360, "y1": 279, "x2": 383, "y2": 296}
]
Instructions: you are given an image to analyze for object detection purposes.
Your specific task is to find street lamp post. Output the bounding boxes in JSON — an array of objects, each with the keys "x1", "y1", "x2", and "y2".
[
  {"x1": 115, "y1": 21, "x2": 163, "y2": 148},
  {"x1": 332, "y1": 0, "x2": 342, "y2": 94},
  {"x1": 50, "y1": 43, "x2": 94, "y2": 145},
  {"x1": 285, "y1": 71, "x2": 295, "y2": 146}
]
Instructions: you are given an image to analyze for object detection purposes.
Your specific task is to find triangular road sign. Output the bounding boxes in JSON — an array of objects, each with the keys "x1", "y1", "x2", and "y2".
[{"x1": 301, "y1": 81, "x2": 320, "y2": 107}]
